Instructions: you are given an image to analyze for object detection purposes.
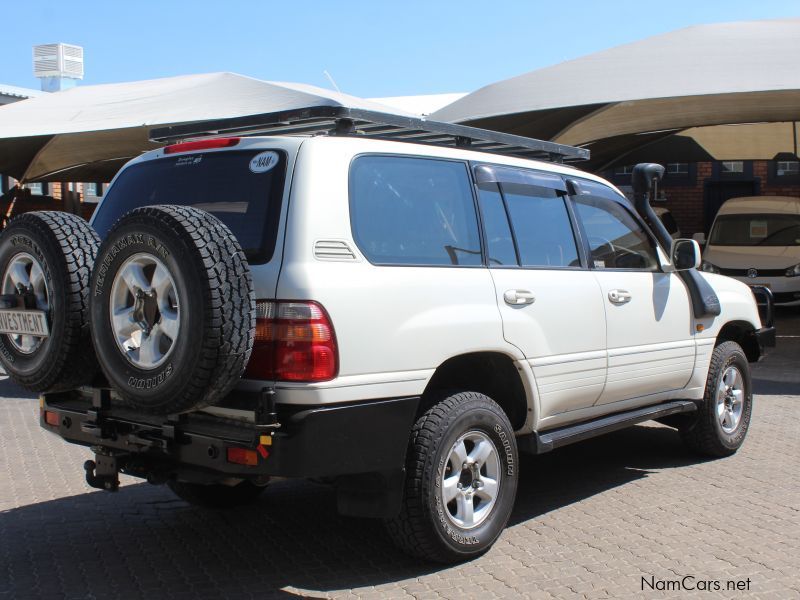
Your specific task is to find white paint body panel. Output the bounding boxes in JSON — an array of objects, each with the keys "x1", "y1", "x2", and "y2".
[
  {"x1": 592, "y1": 271, "x2": 695, "y2": 404},
  {"x1": 489, "y1": 269, "x2": 606, "y2": 417}
]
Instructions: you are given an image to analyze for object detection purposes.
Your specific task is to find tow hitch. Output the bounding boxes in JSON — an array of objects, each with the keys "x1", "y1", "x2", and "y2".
[{"x1": 84, "y1": 450, "x2": 122, "y2": 492}]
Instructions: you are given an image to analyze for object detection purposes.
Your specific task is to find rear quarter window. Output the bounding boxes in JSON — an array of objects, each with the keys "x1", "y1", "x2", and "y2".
[
  {"x1": 349, "y1": 155, "x2": 482, "y2": 266},
  {"x1": 92, "y1": 149, "x2": 287, "y2": 264}
]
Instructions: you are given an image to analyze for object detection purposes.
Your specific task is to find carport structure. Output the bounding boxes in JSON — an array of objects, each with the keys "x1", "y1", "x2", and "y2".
[
  {"x1": 432, "y1": 18, "x2": 800, "y2": 172},
  {"x1": 0, "y1": 72, "x2": 414, "y2": 184}
]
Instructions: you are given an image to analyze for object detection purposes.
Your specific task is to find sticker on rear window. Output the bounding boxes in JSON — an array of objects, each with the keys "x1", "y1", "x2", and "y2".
[
  {"x1": 175, "y1": 156, "x2": 203, "y2": 167},
  {"x1": 249, "y1": 151, "x2": 280, "y2": 174}
]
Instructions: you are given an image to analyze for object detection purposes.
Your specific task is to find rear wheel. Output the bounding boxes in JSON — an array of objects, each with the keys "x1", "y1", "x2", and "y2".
[
  {"x1": 0, "y1": 212, "x2": 99, "y2": 391},
  {"x1": 385, "y1": 391, "x2": 518, "y2": 563},
  {"x1": 167, "y1": 480, "x2": 267, "y2": 509},
  {"x1": 89, "y1": 205, "x2": 254, "y2": 414},
  {"x1": 681, "y1": 341, "x2": 752, "y2": 457}
]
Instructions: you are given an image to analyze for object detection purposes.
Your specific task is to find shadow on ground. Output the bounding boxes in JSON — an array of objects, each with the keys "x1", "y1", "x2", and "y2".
[{"x1": 0, "y1": 424, "x2": 702, "y2": 599}]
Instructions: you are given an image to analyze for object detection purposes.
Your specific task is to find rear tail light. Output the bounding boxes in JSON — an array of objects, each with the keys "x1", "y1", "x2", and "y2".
[
  {"x1": 244, "y1": 300, "x2": 339, "y2": 382},
  {"x1": 163, "y1": 137, "x2": 240, "y2": 154},
  {"x1": 44, "y1": 410, "x2": 60, "y2": 427},
  {"x1": 226, "y1": 447, "x2": 259, "y2": 466}
]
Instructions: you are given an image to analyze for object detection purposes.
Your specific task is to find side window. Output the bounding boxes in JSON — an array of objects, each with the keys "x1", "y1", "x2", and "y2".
[
  {"x1": 502, "y1": 183, "x2": 580, "y2": 268},
  {"x1": 476, "y1": 184, "x2": 517, "y2": 266},
  {"x1": 573, "y1": 196, "x2": 659, "y2": 270},
  {"x1": 350, "y1": 156, "x2": 482, "y2": 266}
]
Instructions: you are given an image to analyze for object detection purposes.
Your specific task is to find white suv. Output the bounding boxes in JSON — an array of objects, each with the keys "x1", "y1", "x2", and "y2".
[{"x1": 0, "y1": 111, "x2": 774, "y2": 563}]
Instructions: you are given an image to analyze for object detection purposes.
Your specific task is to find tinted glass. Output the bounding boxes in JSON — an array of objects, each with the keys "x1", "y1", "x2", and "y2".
[
  {"x1": 477, "y1": 185, "x2": 517, "y2": 266},
  {"x1": 92, "y1": 150, "x2": 287, "y2": 263},
  {"x1": 502, "y1": 183, "x2": 579, "y2": 268},
  {"x1": 350, "y1": 156, "x2": 481, "y2": 266},
  {"x1": 709, "y1": 214, "x2": 800, "y2": 246},
  {"x1": 574, "y1": 196, "x2": 659, "y2": 270}
]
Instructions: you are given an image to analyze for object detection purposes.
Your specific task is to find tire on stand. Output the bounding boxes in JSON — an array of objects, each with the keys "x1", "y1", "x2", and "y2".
[
  {"x1": 0, "y1": 211, "x2": 100, "y2": 391},
  {"x1": 89, "y1": 205, "x2": 255, "y2": 414},
  {"x1": 385, "y1": 391, "x2": 518, "y2": 563}
]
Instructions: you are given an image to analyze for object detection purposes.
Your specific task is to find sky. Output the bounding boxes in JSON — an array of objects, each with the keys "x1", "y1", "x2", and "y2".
[{"x1": 1, "y1": 1, "x2": 798, "y2": 98}]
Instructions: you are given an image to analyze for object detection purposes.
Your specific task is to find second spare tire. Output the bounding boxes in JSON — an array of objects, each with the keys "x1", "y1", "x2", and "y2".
[
  {"x1": 0, "y1": 211, "x2": 100, "y2": 392},
  {"x1": 90, "y1": 205, "x2": 255, "y2": 414}
]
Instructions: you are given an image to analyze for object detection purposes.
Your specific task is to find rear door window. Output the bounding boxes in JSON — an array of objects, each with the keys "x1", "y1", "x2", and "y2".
[
  {"x1": 501, "y1": 183, "x2": 580, "y2": 268},
  {"x1": 349, "y1": 156, "x2": 482, "y2": 266},
  {"x1": 92, "y1": 149, "x2": 287, "y2": 263}
]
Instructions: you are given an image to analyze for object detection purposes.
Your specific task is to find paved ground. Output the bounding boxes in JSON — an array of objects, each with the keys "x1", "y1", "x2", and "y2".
[{"x1": 1, "y1": 311, "x2": 798, "y2": 599}]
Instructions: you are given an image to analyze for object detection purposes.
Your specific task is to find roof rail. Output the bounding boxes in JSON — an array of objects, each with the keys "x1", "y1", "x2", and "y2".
[{"x1": 149, "y1": 106, "x2": 589, "y2": 163}]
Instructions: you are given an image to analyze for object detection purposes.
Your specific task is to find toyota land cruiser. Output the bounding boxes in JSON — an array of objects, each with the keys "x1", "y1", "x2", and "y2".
[{"x1": 0, "y1": 108, "x2": 775, "y2": 563}]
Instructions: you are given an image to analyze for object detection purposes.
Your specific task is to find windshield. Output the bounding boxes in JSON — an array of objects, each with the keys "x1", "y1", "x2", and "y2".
[
  {"x1": 709, "y1": 213, "x2": 800, "y2": 246},
  {"x1": 92, "y1": 149, "x2": 287, "y2": 263}
]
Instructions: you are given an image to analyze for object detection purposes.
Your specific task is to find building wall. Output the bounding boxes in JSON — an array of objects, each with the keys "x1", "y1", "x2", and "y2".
[{"x1": 605, "y1": 160, "x2": 800, "y2": 236}]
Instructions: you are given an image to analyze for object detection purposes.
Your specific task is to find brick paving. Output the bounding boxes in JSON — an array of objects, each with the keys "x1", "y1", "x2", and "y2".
[{"x1": 1, "y1": 312, "x2": 798, "y2": 599}]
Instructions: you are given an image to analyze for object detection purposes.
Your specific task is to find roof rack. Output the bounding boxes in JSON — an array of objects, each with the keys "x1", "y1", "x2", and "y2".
[{"x1": 149, "y1": 106, "x2": 589, "y2": 163}]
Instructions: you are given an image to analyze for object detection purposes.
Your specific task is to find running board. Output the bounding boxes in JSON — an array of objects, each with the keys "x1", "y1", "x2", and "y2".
[{"x1": 518, "y1": 400, "x2": 698, "y2": 454}]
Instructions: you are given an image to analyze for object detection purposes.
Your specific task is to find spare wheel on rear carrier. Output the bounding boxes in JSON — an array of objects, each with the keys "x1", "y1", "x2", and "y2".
[
  {"x1": 90, "y1": 205, "x2": 255, "y2": 414},
  {"x1": 0, "y1": 211, "x2": 100, "y2": 392}
]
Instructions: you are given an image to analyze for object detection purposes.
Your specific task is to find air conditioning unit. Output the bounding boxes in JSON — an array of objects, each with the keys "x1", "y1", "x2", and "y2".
[{"x1": 33, "y1": 43, "x2": 84, "y2": 80}]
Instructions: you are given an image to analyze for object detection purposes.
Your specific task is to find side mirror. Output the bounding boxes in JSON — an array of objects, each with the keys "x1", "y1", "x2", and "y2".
[
  {"x1": 672, "y1": 239, "x2": 701, "y2": 271},
  {"x1": 692, "y1": 232, "x2": 706, "y2": 245}
]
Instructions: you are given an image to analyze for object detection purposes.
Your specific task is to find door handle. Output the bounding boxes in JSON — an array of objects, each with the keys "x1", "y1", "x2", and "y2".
[
  {"x1": 608, "y1": 289, "x2": 632, "y2": 304},
  {"x1": 504, "y1": 289, "x2": 536, "y2": 305}
]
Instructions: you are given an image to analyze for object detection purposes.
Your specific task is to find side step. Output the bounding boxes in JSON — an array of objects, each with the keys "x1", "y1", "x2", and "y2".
[{"x1": 518, "y1": 400, "x2": 698, "y2": 454}]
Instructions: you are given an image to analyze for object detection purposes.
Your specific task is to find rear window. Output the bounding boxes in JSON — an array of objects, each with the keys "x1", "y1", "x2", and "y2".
[
  {"x1": 709, "y1": 214, "x2": 800, "y2": 246},
  {"x1": 92, "y1": 149, "x2": 287, "y2": 263}
]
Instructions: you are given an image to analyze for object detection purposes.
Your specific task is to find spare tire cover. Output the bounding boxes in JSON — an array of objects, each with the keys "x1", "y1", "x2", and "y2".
[
  {"x1": 0, "y1": 211, "x2": 99, "y2": 392},
  {"x1": 90, "y1": 205, "x2": 255, "y2": 414}
]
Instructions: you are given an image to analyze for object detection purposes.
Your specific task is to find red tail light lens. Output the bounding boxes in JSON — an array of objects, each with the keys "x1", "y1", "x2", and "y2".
[
  {"x1": 163, "y1": 137, "x2": 240, "y2": 154},
  {"x1": 227, "y1": 447, "x2": 258, "y2": 466},
  {"x1": 244, "y1": 300, "x2": 338, "y2": 382}
]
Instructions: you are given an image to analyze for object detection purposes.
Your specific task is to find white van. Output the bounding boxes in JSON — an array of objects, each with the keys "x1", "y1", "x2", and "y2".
[{"x1": 700, "y1": 196, "x2": 800, "y2": 306}]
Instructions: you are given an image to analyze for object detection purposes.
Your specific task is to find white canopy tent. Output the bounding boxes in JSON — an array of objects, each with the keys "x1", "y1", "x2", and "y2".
[
  {"x1": 432, "y1": 18, "x2": 800, "y2": 170},
  {"x1": 0, "y1": 72, "x2": 410, "y2": 182}
]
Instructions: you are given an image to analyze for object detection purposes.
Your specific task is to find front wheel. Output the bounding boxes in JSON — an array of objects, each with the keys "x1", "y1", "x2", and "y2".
[
  {"x1": 385, "y1": 391, "x2": 518, "y2": 563},
  {"x1": 681, "y1": 341, "x2": 753, "y2": 457}
]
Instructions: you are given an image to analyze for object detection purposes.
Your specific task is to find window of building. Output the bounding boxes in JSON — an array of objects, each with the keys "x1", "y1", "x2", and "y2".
[
  {"x1": 614, "y1": 165, "x2": 634, "y2": 175},
  {"x1": 27, "y1": 182, "x2": 44, "y2": 195},
  {"x1": 720, "y1": 161, "x2": 744, "y2": 174},
  {"x1": 776, "y1": 160, "x2": 800, "y2": 177},
  {"x1": 573, "y1": 196, "x2": 659, "y2": 271},
  {"x1": 83, "y1": 182, "x2": 97, "y2": 196},
  {"x1": 666, "y1": 163, "x2": 689, "y2": 174},
  {"x1": 350, "y1": 156, "x2": 482, "y2": 266}
]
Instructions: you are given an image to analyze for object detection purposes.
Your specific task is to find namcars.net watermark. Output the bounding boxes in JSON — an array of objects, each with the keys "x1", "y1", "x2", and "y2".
[{"x1": 642, "y1": 575, "x2": 752, "y2": 593}]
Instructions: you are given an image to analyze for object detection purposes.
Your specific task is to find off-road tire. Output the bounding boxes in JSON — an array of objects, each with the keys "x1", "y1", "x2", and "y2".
[
  {"x1": 0, "y1": 211, "x2": 99, "y2": 391},
  {"x1": 385, "y1": 391, "x2": 518, "y2": 563},
  {"x1": 681, "y1": 341, "x2": 752, "y2": 457},
  {"x1": 90, "y1": 205, "x2": 254, "y2": 414},
  {"x1": 167, "y1": 480, "x2": 267, "y2": 509}
]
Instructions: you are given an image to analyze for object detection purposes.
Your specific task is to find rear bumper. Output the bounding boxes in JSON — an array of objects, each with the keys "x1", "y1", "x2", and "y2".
[{"x1": 40, "y1": 391, "x2": 419, "y2": 481}]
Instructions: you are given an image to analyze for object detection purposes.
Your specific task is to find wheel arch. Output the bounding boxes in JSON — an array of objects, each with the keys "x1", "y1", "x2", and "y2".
[
  {"x1": 421, "y1": 351, "x2": 530, "y2": 430},
  {"x1": 716, "y1": 320, "x2": 760, "y2": 362}
]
